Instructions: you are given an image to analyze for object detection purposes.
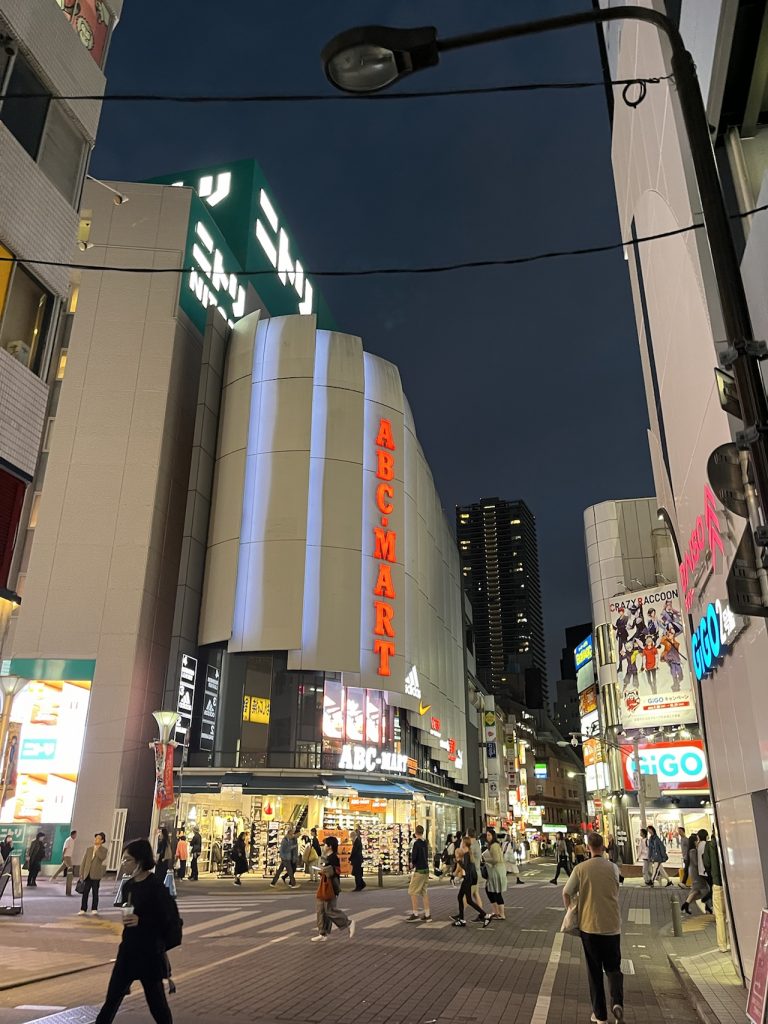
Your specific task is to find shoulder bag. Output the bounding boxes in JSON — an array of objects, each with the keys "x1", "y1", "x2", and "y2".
[{"x1": 316, "y1": 872, "x2": 335, "y2": 901}]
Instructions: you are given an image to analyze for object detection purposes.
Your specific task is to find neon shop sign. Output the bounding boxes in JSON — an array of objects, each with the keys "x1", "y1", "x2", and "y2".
[
  {"x1": 679, "y1": 485, "x2": 725, "y2": 612},
  {"x1": 691, "y1": 599, "x2": 737, "y2": 681},
  {"x1": 372, "y1": 418, "x2": 397, "y2": 677},
  {"x1": 338, "y1": 744, "x2": 408, "y2": 774},
  {"x1": 189, "y1": 221, "x2": 245, "y2": 328},
  {"x1": 177, "y1": 172, "x2": 314, "y2": 316}
]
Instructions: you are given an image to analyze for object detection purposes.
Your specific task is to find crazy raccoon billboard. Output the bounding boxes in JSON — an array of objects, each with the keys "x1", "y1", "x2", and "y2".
[{"x1": 608, "y1": 584, "x2": 697, "y2": 728}]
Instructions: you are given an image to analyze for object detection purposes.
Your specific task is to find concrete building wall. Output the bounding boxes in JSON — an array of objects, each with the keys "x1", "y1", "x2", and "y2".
[
  {"x1": 9, "y1": 181, "x2": 202, "y2": 838},
  {"x1": 601, "y1": 0, "x2": 768, "y2": 974}
]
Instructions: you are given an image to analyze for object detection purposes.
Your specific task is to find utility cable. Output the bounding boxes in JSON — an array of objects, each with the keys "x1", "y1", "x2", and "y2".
[
  {"x1": 6, "y1": 74, "x2": 674, "y2": 104},
  {"x1": 1, "y1": 201, "x2": 765, "y2": 279}
]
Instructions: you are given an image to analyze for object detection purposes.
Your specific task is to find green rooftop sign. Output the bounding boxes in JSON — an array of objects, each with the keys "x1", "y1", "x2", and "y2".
[{"x1": 149, "y1": 159, "x2": 335, "y2": 331}]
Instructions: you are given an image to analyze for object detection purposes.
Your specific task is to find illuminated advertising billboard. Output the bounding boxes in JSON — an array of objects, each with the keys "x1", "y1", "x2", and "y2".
[
  {"x1": 1, "y1": 679, "x2": 91, "y2": 824},
  {"x1": 608, "y1": 584, "x2": 698, "y2": 728},
  {"x1": 621, "y1": 739, "x2": 708, "y2": 792},
  {"x1": 575, "y1": 635, "x2": 595, "y2": 693}
]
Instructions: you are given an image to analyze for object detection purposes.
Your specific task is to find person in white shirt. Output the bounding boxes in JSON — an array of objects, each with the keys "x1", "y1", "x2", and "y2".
[
  {"x1": 637, "y1": 828, "x2": 651, "y2": 885},
  {"x1": 52, "y1": 830, "x2": 77, "y2": 882}
]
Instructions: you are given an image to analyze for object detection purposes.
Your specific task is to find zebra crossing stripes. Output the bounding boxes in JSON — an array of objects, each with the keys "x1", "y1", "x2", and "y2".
[{"x1": 207, "y1": 907, "x2": 306, "y2": 938}]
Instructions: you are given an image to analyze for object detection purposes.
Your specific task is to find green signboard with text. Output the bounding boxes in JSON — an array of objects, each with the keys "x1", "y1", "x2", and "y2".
[{"x1": 149, "y1": 159, "x2": 335, "y2": 333}]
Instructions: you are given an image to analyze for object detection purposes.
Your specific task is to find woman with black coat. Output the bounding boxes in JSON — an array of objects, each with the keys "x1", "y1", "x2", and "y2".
[
  {"x1": 95, "y1": 838, "x2": 177, "y2": 1024},
  {"x1": 232, "y1": 831, "x2": 249, "y2": 886}
]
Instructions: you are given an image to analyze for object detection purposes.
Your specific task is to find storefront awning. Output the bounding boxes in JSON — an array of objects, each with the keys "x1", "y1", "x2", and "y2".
[
  {"x1": 399, "y1": 781, "x2": 478, "y2": 809},
  {"x1": 178, "y1": 773, "x2": 327, "y2": 796},
  {"x1": 321, "y1": 777, "x2": 413, "y2": 800}
]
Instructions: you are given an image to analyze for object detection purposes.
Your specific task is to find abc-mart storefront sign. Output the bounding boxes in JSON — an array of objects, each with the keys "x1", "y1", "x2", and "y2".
[{"x1": 621, "y1": 740, "x2": 708, "y2": 791}]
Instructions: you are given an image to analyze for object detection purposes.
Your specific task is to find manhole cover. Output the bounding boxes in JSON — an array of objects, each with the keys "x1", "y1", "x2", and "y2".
[{"x1": 24, "y1": 1007, "x2": 100, "y2": 1024}]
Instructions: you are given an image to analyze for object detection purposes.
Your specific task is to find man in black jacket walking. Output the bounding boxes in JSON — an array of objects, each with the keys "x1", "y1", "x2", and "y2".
[
  {"x1": 26, "y1": 832, "x2": 46, "y2": 887},
  {"x1": 350, "y1": 828, "x2": 366, "y2": 891},
  {"x1": 189, "y1": 827, "x2": 202, "y2": 881}
]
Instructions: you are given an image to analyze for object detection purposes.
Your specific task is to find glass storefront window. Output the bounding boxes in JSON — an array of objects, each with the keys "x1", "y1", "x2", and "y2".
[{"x1": 0, "y1": 264, "x2": 51, "y2": 375}]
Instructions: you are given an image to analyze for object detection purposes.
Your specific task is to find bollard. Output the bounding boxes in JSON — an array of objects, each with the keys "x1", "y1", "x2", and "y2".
[
  {"x1": 378, "y1": 864, "x2": 384, "y2": 888},
  {"x1": 65, "y1": 872, "x2": 73, "y2": 897},
  {"x1": 670, "y1": 895, "x2": 683, "y2": 937}
]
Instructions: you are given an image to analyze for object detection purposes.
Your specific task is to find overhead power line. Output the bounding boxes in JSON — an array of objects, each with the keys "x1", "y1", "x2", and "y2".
[
  {"x1": 1, "y1": 201, "x2": 765, "y2": 279},
  {"x1": 8, "y1": 74, "x2": 673, "y2": 104}
]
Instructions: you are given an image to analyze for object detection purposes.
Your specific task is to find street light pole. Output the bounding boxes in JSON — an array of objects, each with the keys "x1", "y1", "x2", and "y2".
[
  {"x1": 633, "y1": 735, "x2": 648, "y2": 831},
  {"x1": 0, "y1": 676, "x2": 29, "y2": 811},
  {"x1": 322, "y1": 8, "x2": 768, "y2": 531},
  {"x1": 148, "y1": 711, "x2": 179, "y2": 847}
]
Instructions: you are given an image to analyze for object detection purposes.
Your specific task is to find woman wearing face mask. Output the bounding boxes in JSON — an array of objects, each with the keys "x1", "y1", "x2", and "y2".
[
  {"x1": 311, "y1": 835, "x2": 356, "y2": 942},
  {"x1": 93, "y1": 838, "x2": 180, "y2": 1024}
]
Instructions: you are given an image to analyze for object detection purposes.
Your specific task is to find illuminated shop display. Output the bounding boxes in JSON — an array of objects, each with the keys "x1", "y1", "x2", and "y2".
[{"x1": 1, "y1": 678, "x2": 91, "y2": 824}]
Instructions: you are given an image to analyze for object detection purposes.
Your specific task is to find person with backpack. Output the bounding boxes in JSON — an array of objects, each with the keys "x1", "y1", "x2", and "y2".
[
  {"x1": 188, "y1": 828, "x2": 202, "y2": 881},
  {"x1": 647, "y1": 825, "x2": 672, "y2": 886},
  {"x1": 94, "y1": 838, "x2": 181, "y2": 1024}
]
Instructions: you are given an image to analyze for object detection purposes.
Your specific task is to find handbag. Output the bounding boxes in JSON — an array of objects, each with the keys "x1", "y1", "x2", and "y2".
[
  {"x1": 316, "y1": 872, "x2": 335, "y2": 901},
  {"x1": 480, "y1": 863, "x2": 489, "y2": 880},
  {"x1": 75, "y1": 878, "x2": 85, "y2": 894},
  {"x1": 561, "y1": 896, "x2": 579, "y2": 936},
  {"x1": 164, "y1": 871, "x2": 177, "y2": 898}
]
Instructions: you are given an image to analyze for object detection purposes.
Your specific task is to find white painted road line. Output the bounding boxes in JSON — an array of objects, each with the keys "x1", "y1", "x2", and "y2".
[
  {"x1": 208, "y1": 907, "x2": 305, "y2": 937},
  {"x1": 530, "y1": 931, "x2": 564, "y2": 1024},
  {"x1": 628, "y1": 908, "x2": 651, "y2": 924}
]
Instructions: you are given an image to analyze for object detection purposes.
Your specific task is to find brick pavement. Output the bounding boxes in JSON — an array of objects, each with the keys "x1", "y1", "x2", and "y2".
[{"x1": 0, "y1": 865, "x2": 743, "y2": 1024}]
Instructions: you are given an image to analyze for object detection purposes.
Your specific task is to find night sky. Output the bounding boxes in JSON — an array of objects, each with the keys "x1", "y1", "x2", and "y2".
[{"x1": 91, "y1": 0, "x2": 653, "y2": 687}]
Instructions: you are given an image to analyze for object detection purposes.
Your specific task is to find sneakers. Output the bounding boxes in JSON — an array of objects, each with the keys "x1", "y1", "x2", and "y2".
[
  {"x1": 549, "y1": 879, "x2": 557, "y2": 885},
  {"x1": 348, "y1": 919, "x2": 356, "y2": 939},
  {"x1": 288, "y1": 882, "x2": 298, "y2": 888},
  {"x1": 590, "y1": 1015, "x2": 607, "y2": 1024},
  {"x1": 516, "y1": 878, "x2": 525, "y2": 884},
  {"x1": 77, "y1": 909, "x2": 86, "y2": 915},
  {"x1": 233, "y1": 878, "x2": 241, "y2": 886},
  {"x1": 90, "y1": 910, "x2": 99, "y2": 915},
  {"x1": 483, "y1": 914, "x2": 493, "y2": 928},
  {"x1": 453, "y1": 919, "x2": 466, "y2": 927},
  {"x1": 473, "y1": 914, "x2": 486, "y2": 922},
  {"x1": 269, "y1": 881, "x2": 277, "y2": 887},
  {"x1": 310, "y1": 934, "x2": 328, "y2": 942},
  {"x1": 406, "y1": 913, "x2": 420, "y2": 921},
  {"x1": 681, "y1": 903, "x2": 692, "y2": 915},
  {"x1": 421, "y1": 915, "x2": 432, "y2": 922},
  {"x1": 612, "y1": 1005, "x2": 624, "y2": 1021}
]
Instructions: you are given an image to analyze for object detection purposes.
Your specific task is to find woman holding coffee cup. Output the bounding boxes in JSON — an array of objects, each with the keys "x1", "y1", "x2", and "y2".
[{"x1": 94, "y1": 838, "x2": 178, "y2": 1024}]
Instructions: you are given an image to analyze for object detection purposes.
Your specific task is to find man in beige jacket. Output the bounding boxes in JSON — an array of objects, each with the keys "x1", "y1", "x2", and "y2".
[
  {"x1": 563, "y1": 832, "x2": 624, "y2": 1024},
  {"x1": 78, "y1": 832, "x2": 108, "y2": 915}
]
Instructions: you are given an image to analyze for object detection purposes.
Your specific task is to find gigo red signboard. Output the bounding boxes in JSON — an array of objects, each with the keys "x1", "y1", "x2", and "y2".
[{"x1": 621, "y1": 739, "x2": 708, "y2": 792}]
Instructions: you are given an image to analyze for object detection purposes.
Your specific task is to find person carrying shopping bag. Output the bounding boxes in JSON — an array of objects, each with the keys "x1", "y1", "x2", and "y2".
[{"x1": 311, "y1": 836, "x2": 355, "y2": 942}]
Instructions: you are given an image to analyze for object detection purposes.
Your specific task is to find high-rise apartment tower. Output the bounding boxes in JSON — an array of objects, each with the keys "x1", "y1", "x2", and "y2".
[{"x1": 456, "y1": 498, "x2": 546, "y2": 704}]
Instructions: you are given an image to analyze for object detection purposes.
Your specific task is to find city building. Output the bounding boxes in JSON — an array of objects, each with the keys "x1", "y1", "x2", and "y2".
[
  {"x1": 0, "y1": 164, "x2": 473, "y2": 873},
  {"x1": 552, "y1": 677, "x2": 580, "y2": 742},
  {"x1": 529, "y1": 710, "x2": 587, "y2": 833},
  {"x1": 599, "y1": 0, "x2": 768, "y2": 976},
  {"x1": 456, "y1": 497, "x2": 546, "y2": 706},
  {"x1": 559, "y1": 622, "x2": 592, "y2": 681},
  {"x1": 0, "y1": 0, "x2": 121, "y2": 610}
]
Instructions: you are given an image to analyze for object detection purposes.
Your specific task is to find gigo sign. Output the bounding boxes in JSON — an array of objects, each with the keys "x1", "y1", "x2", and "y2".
[
  {"x1": 621, "y1": 739, "x2": 708, "y2": 791},
  {"x1": 692, "y1": 599, "x2": 737, "y2": 681},
  {"x1": 338, "y1": 744, "x2": 408, "y2": 774}
]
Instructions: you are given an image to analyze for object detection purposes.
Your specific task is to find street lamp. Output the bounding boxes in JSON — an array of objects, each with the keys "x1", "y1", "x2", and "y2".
[
  {"x1": 148, "y1": 711, "x2": 179, "y2": 846},
  {"x1": 0, "y1": 676, "x2": 29, "y2": 810},
  {"x1": 321, "y1": 10, "x2": 768, "y2": 534},
  {"x1": 567, "y1": 770, "x2": 585, "y2": 779}
]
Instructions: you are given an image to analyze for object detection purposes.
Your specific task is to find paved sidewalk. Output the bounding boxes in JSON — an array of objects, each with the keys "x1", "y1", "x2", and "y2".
[{"x1": 660, "y1": 904, "x2": 746, "y2": 1024}]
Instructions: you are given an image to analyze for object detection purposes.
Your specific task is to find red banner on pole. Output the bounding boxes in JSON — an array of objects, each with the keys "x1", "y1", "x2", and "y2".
[{"x1": 153, "y1": 741, "x2": 175, "y2": 810}]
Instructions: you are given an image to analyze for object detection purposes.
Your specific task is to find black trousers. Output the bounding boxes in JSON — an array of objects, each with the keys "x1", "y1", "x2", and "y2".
[
  {"x1": 553, "y1": 856, "x2": 572, "y2": 881},
  {"x1": 457, "y1": 879, "x2": 484, "y2": 919},
  {"x1": 580, "y1": 931, "x2": 623, "y2": 1021},
  {"x1": 352, "y1": 863, "x2": 366, "y2": 890},
  {"x1": 27, "y1": 862, "x2": 42, "y2": 886},
  {"x1": 81, "y1": 876, "x2": 101, "y2": 911},
  {"x1": 190, "y1": 855, "x2": 199, "y2": 880},
  {"x1": 94, "y1": 954, "x2": 172, "y2": 1024}
]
